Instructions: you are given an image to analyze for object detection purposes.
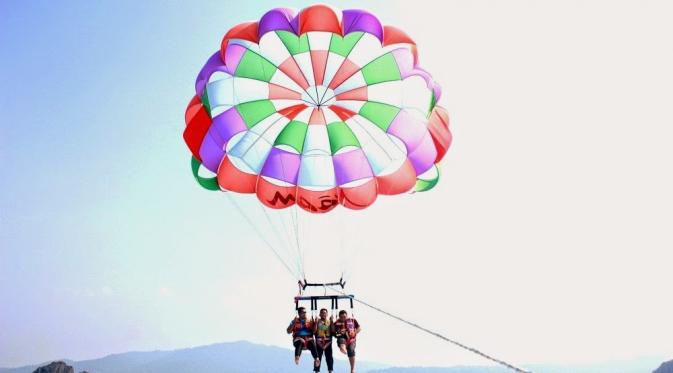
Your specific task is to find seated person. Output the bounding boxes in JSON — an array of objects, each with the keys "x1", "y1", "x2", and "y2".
[
  {"x1": 286, "y1": 307, "x2": 319, "y2": 367},
  {"x1": 313, "y1": 308, "x2": 334, "y2": 373},
  {"x1": 332, "y1": 310, "x2": 361, "y2": 373}
]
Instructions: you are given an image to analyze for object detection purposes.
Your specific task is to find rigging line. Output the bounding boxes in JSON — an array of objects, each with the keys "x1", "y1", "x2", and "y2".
[
  {"x1": 336, "y1": 209, "x2": 347, "y2": 281},
  {"x1": 286, "y1": 34, "x2": 318, "y2": 105},
  {"x1": 256, "y1": 200, "x2": 294, "y2": 261},
  {"x1": 347, "y1": 213, "x2": 363, "y2": 283},
  {"x1": 277, "y1": 207, "x2": 302, "y2": 276},
  {"x1": 236, "y1": 112, "x2": 291, "y2": 158},
  {"x1": 342, "y1": 213, "x2": 351, "y2": 282},
  {"x1": 224, "y1": 193, "x2": 299, "y2": 280},
  {"x1": 327, "y1": 286, "x2": 533, "y2": 373},
  {"x1": 289, "y1": 203, "x2": 306, "y2": 280},
  {"x1": 340, "y1": 211, "x2": 359, "y2": 284},
  {"x1": 301, "y1": 97, "x2": 319, "y2": 107},
  {"x1": 349, "y1": 114, "x2": 406, "y2": 159},
  {"x1": 226, "y1": 39, "x2": 313, "y2": 100},
  {"x1": 288, "y1": 203, "x2": 300, "y2": 260},
  {"x1": 275, "y1": 144, "x2": 304, "y2": 277},
  {"x1": 318, "y1": 26, "x2": 367, "y2": 105},
  {"x1": 258, "y1": 202, "x2": 301, "y2": 278},
  {"x1": 264, "y1": 205, "x2": 293, "y2": 256},
  {"x1": 315, "y1": 31, "x2": 337, "y2": 106}
]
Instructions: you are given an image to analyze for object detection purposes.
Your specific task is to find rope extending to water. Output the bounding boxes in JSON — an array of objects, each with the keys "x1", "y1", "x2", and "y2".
[
  {"x1": 328, "y1": 286, "x2": 532, "y2": 373},
  {"x1": 225, "y1": 194, "x2": 529, "y2": 373}
]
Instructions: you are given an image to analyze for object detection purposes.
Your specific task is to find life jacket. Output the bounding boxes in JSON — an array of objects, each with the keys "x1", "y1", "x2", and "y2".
[
  {"x1": 334, "y1": 318, "x2": 357, "y2": 343},
  {"x1": 315, "y1": 319, "x2": 332, "y2": 348},
  {"x1": 291, "y1": 318, "x2": 313, "y2": 338},
  {"x1": 315, "y1": 319, "x2": 331, "y2": 338}
]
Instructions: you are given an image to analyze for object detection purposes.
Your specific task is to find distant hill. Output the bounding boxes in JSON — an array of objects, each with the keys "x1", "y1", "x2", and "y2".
[
  {"x1": 369, "y1": 367, "x2": 506, "y2": 373},
  {"x1": 0, "y1": 341, "x2": 666, "y2": 373},
  {"x1": 0, "y1": 341, "x2": 384, "y2": 373},
  {"x1": 31, "y1": 361, "x2": 77, "y2": 373},
  {"x1": 653, "y1": 360, "x2": 673, "y2": 373},
  {"x1": 368, "y1": 356, "x2": 667, "y2": 373}
]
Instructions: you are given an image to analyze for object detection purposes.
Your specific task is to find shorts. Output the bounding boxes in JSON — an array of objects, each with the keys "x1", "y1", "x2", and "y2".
[{"x1": 337, "y1": 337, "x2": 356, "y2": 357}]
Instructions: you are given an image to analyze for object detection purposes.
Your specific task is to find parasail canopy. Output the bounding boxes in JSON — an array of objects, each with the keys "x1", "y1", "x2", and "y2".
[{"x1": 184, "y1": 5, "x2": 452, "y2": 214}]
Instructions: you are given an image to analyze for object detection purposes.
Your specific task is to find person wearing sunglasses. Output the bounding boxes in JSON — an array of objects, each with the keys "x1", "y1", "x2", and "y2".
[{"x1": 286, "y1": 307, "x2": 320, "y2": 367}]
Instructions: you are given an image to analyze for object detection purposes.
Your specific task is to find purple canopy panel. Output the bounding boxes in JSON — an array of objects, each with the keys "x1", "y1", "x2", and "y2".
[
  {"x1": 224, "y1": 44, "x2": 247, "y2": 72},
  {"x1": 195, "y1": 51, "x2": 227, "y2": 97},
  {"x1": 342, "y1": 9, "x2": 383, "y2": 41},
  {"x1": 333, "y1": 149, "x2": 374, "y2": 186},
  {"x1": 261, "y1": 147, "x2": 301, "y2": 184},
  {"x1": 289, "y1": 14, "x2": 300, "y2": 35},
  {"x1": 391, "y1": 49, "x2": 442, "y2": 102},
  {"x1": 392, "y1": 48, "x2": 415, "y2": 79},
  {"x1": 387, "y1": 110, "x2": 427, "y2": 152},
  {"x1": 258, "y1": 8, "x2": 297, "y2": 37},
  {"x1": 198, "y1": 107, "x2": 247, "y2": 171},
  {"x1": 407, "y1": 133, "x2": 437, "y2": 175},
  {"x1": 416, "y1": 66, "x2": 442, "y2": 102},
  {"x1": 199, "y1": 134, "x2": 225, "y2": 173}
]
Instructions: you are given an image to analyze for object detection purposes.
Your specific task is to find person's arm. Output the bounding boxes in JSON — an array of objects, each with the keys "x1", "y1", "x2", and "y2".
[
  {"x1": 354, "y1": 319, "x2": 361, "y2": 335},
  {"x1": 286, "y1": 318, "x2": 296, "y2": 334}
]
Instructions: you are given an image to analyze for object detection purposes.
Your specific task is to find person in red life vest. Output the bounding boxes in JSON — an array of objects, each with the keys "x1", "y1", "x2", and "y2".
[
  {"x1": 286, "y1": 307, "x2": 320, "y2": 367},
  {"x1": 312, "y1": 308, "x2": 334, "y2": 373},
  {"x1": 333, "y1": 310, "x2": 361, "y2": 373}
]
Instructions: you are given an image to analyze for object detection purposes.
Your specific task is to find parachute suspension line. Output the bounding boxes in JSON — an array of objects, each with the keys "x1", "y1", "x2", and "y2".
[
  {"x1": 277, "y1": 207, "x2": 303, "y2": 278},
  {"x1": 341, "y1": 209, "x2": 361, "y2": 284},
  {"x1": 290, "y1": 203, "x2": 306, "y2": 280},
  {"x1": 259, "y1": 204, "x2": 301, "y2": 276},
  {"x1": 276, "y1": 148, "x2": 305, "y2": 279},
  {"x1": 327, "y1": 286, "x2": 532, "y2": 373},
  {"x1": 288, "y1": 208, "x2": 305, "y2": 281},
  {"x1": 350, "y1": 115, "x2": 404, "y2": 161},
  {"x1": 258, "y1": 203, "x2": 301, "y2": 279},
  {"x1": 336, "y1": 208, "x2": 347, "y2": 283},
  {"x1": 224, "y1": 193, "x2": 300, "y2": 281}
]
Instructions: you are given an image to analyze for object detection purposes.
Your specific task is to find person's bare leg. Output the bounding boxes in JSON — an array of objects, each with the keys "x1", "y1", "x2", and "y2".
[
  {"x1": 339, "y1": 344, "x2": 347, "y2": 354},
  {"x1": 294, "y1": 342, "x2": 301, "y2": 365},
  {"x1": 349, "y1": 356, "x2": 356, "y2": 373},
  {"x1": 309, "y1": 342, "x2": 320, "y2": 368}
]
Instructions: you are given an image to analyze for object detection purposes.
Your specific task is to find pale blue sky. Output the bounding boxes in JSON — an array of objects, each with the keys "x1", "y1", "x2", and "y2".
[{"x1": 2, "y1": 0, "x2": 673, "y2": 369}]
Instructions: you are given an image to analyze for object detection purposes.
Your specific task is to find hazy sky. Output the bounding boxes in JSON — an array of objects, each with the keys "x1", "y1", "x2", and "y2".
[{"x1": 1, "y1": 0, "x2": 672, "y2": 369}]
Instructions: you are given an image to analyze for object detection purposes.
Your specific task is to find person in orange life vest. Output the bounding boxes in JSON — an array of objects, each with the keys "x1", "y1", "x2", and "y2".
[
  {"x1": 333, "y1": 310, "x2": 361, "y2": 373},
  {"x1": 286, "y1": 307, "x2": 319, "y2": 367},
  {"x1": 312, "y1": 308, "x2": 334, "y2": 373}
]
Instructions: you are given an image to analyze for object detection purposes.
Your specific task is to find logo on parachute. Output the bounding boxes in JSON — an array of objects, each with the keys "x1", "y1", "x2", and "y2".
[{"x1": 268, "y1": 191, "x2": 338, "y2": 212}]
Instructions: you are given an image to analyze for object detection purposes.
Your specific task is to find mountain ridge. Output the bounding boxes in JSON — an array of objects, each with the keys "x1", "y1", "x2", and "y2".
[{"x1": 0, "y1": 341, "x2": 666, "y2": 373}]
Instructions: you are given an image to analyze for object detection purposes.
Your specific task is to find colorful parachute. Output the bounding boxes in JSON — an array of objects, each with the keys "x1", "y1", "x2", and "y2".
[{"x1": 184, "y1": 5, "x2": 451, "y2": 214}]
